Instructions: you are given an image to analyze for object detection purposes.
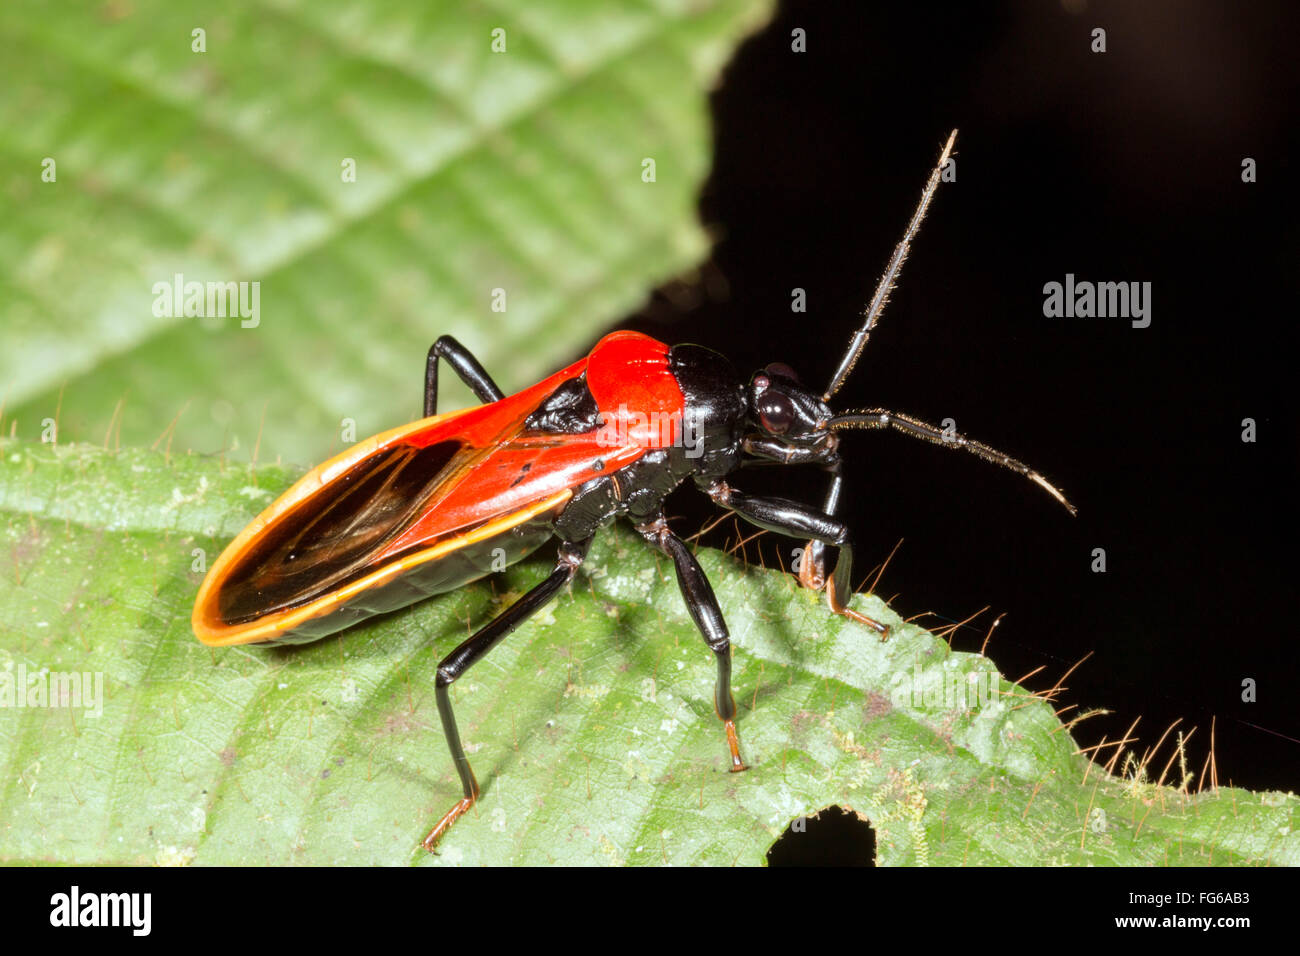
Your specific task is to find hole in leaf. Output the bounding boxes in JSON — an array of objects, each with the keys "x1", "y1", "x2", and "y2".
[{"x1": 766, "y1": 806, "x2": 876, "y2": 866}]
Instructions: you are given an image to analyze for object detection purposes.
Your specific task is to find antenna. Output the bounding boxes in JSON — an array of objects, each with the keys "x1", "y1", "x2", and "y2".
[
  {"x1": 823, "y1": 129, "x2": 957, "y2": 401},
  {"x1": 828, "y1": 408, "x2": 1077, "y2": 515}
]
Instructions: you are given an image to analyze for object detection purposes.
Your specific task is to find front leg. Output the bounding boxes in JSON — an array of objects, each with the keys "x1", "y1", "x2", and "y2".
[
  {"x1": 741, "y1": 434, "x2": 838, "y2": 468},
  {"x1": 636, "y1": 516, "x2": 746, "y2": 771},
  {"x1": 704, "y1": 479, "x2": 889, "y2": 640},
  {"x1": 798, "y1": 458, "x2": 843, "y2": 592},
  {"x1": 739, "y1": 435, "x2": 842, "y2": 590}
]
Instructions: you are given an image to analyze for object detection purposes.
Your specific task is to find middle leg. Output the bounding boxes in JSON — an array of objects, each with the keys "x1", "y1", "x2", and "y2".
[{"x1": 636, "y1": 516, "x2": 746, "y2": 771}]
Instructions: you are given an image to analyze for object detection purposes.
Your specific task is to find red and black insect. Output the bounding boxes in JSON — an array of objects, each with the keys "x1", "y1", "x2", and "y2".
[{"x1": 192, "y1": 130, "x2": 1075, "y2": 850}]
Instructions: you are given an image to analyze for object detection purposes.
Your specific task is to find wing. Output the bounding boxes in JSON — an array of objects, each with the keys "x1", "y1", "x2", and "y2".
[{"x1": 193, "y1": 332, "x2": 683, "y2": 646}]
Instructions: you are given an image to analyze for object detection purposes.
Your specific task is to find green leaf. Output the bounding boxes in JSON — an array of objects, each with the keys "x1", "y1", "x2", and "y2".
[
  {"x1": 0, "y1": 0, "x2": 771, "y2": 463},
  {"x1": 2, "y1": 440, "x2": 1296, "y2": 865}
]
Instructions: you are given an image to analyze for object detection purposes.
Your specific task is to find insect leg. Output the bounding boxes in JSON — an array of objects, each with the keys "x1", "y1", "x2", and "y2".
[
  {"x1": 737, "y1": 436, "x2": 845, "y2": 589},
  {"x1": 421, "y1": 536, "x2": 592, "y2": 851},
  {"x1": 798, "y1": 458, "x2": 844, "y2": 591},
  {"x1": 704, "y1": 480, "x2": 889, "y2": 640},
  {"x1": 636, "y1": 516, "x2": 746, "y2": 772},
  {"x1": 740, "y1": 435, "x2": 838, "y2": 467},
  {"x1": 424, "y1": 334, "x2": 507, "y2": 417}
]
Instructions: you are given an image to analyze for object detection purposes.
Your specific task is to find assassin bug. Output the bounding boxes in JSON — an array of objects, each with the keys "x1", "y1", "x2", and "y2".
[{"x1": 192, "y1": 129, "x2": 1075, "y2": 851}]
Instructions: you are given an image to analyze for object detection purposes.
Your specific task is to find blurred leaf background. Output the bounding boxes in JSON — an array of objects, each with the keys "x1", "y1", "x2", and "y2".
[{"x1": 0, "y1": 0, "x2": 772, "y2": 464}]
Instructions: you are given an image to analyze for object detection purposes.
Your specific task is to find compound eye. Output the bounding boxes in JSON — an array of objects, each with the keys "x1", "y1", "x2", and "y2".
[
  {"x1": 764, "y1": 362, "x2": 799, "y2": 383},
  {"x1": 758, "y1": 391, "x2": 795, "y2": 435}
]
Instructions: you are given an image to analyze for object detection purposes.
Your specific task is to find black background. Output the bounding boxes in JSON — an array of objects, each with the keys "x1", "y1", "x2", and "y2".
[{"x1": 610, "y1": 0, "x2": 1299, "y2": 822}]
